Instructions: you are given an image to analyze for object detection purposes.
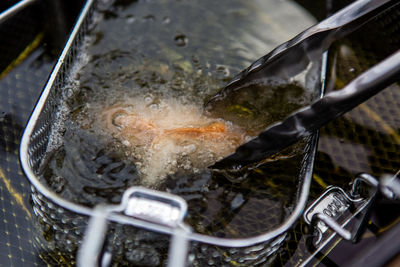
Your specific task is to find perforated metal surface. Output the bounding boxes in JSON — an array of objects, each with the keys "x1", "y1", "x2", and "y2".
[
  {"x1": 1, "y1": 0, "x2": 400, "y2": 266},
  {"x1": 278, "y1": 2, "x2": 400, "y2": 265},
  {"x1": 19, "y1": 0, "x2": 324, "y2": 265},
  {"x1": 0, "y1": 1, "x2": 83, "y2": 266},
  {"x1": 0, "y1": 42, "x2": 53, "y2": 267}
]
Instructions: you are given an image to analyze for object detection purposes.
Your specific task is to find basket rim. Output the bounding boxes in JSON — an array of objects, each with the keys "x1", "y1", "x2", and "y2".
[{"x1": 19, "y1": 0, "x2": 321, "y2": 248}]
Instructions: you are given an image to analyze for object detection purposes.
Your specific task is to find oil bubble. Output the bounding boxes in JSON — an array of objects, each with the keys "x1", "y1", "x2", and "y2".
[
  {"x1": 149, "y1": 103, "x2": 159, "y2": 110},
  {"x1": 142, "y1": 14, "x2": 155, "y2": 22},
  {"x1": 126, "y1": 16, "x2": 136, "y2": 24},
  {"x1": 122, "y1": 140, "x2": 131, "y2": 146},
  {"x1": 216, "y1": 64, "x2": 230, "y2": 78},
  {"x1": 162, "y1": 16, "x2": 171, "y2": 24},
  {"x1": 144, "y1": 94, "x2": 154, "y2": 104},
  {"x1": 174, "y1": 34, "x2": 188, "y2": 47},
  {"x1": 191, "y1": 54, "x2": 200, "y2": 64}
]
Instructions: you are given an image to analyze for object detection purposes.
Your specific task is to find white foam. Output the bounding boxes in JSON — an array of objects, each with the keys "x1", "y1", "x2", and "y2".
[{"x1": 97, "y1": 96, "x2": 247, "y2": 187}]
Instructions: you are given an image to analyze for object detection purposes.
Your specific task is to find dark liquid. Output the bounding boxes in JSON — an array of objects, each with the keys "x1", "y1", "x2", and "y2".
[{"x1": 42, "y1": 0, "x2": 318, "y2": 240}]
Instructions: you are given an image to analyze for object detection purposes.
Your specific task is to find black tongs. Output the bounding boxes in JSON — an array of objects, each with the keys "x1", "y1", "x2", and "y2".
[{"x1": 210, "y1": 0, "x2": 400, "y2": 169}]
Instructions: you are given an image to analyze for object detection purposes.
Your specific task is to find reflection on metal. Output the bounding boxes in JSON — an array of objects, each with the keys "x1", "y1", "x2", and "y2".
[
  {"x1": 167, "y1": 227, "x2": 191, "y2": 267},
  {"x1": 301, "y1": 170, "x2": 400, "y2": 266},
  {"x1": 304, "y1": 173, "x2": 378, "y2": 247},
  {"x1": 0, "y1": 167, "x2": 31, "y2": 218},
  {"x1": 77, "y1": 187, "x2": 189, "y2": 267},
  {"x1": 211, "y1": 0, "x2": 400, "y2": 169},
  {"x1": 120, "y1": 187, "x2": 188, "y2": 228},
  {"x1": 213, "y1": 48, "x2": 400, "y2": 169},
  {"x1": 0, "y1": 0, "x2": 38, "y2": 23},
  {"x1": 19, "y1": 0, "x2": 322, "y2": 265},
  {"x1": 380, "y1": 170, "x2": 400, "y2": 200},
  {"x1": 209, "y1": 0, "x2": 397, "y2": 97},
  {"x1": 19, "y1": 0, "x2": 400, "y2": 266}
]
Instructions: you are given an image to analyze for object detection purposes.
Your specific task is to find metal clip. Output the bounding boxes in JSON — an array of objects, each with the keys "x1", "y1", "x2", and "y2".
[
  {"x1": 380, "y1": 170, "x2": 400, "y2": 200},
  {"x1": 121, "y1": 187, "x2": 187, "y2": 227},
  {"x1": 77, "y1": 187, "x2": 189, "y2": 267},
  {"x1": 304, "y1": 173, "x2": 378, "y2": 247}
]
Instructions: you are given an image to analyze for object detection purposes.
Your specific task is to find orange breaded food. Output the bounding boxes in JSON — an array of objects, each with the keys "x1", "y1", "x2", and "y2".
[
  {"x1": 102, "y1": 104, "x2": 244, "y2": 154},
  {"x1": 100, "y1": 102, "x2": 246, "y2": 185}
]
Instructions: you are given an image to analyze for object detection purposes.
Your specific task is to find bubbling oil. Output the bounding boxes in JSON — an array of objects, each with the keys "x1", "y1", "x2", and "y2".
[
  {"x1": 43, "y1": 0, "x2": 318, "y2": 241},
  {"x1": 98, "y1": 97, "x2": 248, "y2": 187}
]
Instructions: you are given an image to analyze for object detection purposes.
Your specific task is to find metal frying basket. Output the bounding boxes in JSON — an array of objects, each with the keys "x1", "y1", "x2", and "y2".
[{"x1": 20, "y1": 0, "x2": 321, "y2": 265}]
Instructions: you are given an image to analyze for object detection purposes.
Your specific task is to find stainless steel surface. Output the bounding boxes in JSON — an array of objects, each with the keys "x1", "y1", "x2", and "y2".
[
  {"x1": 304, "y1": 186, "x2": 365, "y2": 245},
  {"x1": 380, "y1": 171, "x2": 400, "y2": 200},
  {"x1": 210, "y1": 0, "x2": 397, "y2": 169},
  {"x1": 0, "y1": 0, "x2": 37, "y2": 23},
  {"x1": 0, "y1": 0, "x2": 397, "y2": 266},
  {"x1": 213, "y1": 48, "x2": 400, "y2": 168},
  {"x1": 301, "y1": 173, "x2": 380, "y2": 266},
  {"x1": 78, "y1": 187, "x2": 189, "y2": 266}
]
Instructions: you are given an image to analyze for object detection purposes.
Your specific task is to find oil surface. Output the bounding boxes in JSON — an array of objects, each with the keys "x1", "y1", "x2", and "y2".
[{"x1": 42, "y1": 0, "x2": 317, "y2": 242}]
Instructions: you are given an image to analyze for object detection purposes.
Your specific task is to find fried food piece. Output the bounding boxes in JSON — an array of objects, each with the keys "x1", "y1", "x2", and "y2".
[
  {"x1": 102, "y1": 105, "x2": 244, "y2": 150},
  {"x1": 100, "y1": 103, "x2": 246, "y2": 186},
  {"x1": 102, "y1": 105, "x2": 159, "y2": 146}
]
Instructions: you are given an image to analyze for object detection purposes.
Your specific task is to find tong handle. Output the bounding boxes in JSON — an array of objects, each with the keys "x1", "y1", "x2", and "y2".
[
  {"x1": 209, "y1": 0, "x2": 396, "y2": 96},
  {"x1": 212, "y1": 49, "x2": 400, "y2": 169}
]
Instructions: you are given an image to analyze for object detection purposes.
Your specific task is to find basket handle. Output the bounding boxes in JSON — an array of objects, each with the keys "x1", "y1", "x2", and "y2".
[
  {"x1": 76, "y1": 186, "x2": 190, "y2": 267},
  {"x1": 77, "y1": 205, "x2": 113, "y2": 267}
]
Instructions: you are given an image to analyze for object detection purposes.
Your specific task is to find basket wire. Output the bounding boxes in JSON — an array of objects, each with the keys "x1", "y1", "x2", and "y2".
[{"x1": 20, "y1": 0, "x2": 322, "y2": 265}]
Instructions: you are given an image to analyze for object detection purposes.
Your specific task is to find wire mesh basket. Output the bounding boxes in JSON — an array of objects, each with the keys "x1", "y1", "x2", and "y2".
[{"x1": 20, "y1": 0, "x2": 322, "y2": 265}]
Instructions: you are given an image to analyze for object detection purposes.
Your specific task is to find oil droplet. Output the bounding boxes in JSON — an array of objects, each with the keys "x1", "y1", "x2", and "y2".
[
  {"x1": 174, "y1": 34, "x2": 188, "y2": 47},
  {"x1": 162, "y1": 16, "x2": 171, "y2": 24},
  {"x1": 216, "y1": 64, "x2": 230, "y2": 78},
  {"x1": 142, "y1": 14, "x2": 155, "y2": 22},
  {"x1": 149, "y1": 103, "x2": 159, "y2": 110},
  {"x1": 144, "y1": 94, "x2": 154, "y2": 104},
  {"x1": 126, "y1": 16, "x2": 136, "y2": 24}
]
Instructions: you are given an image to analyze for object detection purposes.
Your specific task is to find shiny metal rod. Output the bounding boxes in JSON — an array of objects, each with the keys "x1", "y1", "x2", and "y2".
[
  {"x1": 0, "y1": 0, "x2": 38, "y2": 23},
  {"x1": 212, "y1": 49, "x2": 400, "y2": 169}
]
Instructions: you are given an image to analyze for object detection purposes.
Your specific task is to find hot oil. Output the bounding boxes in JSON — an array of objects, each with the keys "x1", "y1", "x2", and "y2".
[
  {"x1": 98, "y1": 98, "x2": 248, "y2": 186},
  {"x1": 43, "y1": 0, "x2": 318, "y2": 241}
]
